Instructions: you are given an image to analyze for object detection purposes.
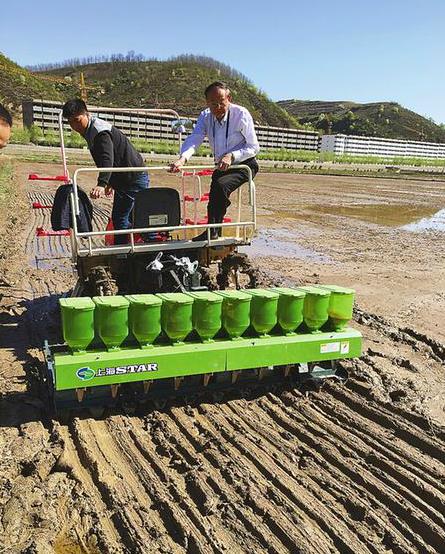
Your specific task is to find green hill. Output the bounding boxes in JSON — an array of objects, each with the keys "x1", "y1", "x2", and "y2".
[
  {"x1": 0, "y1": 52, "x2": 67, "y2": 109},
  {"x1": 7, "y1": 50, "x2": 443, "y2": 142},
  {"x1": 278, "y1": 99, "x2": 445, "y2": 143},
  {"x1": 40, "y1": 56, "x2": 299, "y2": 128}
]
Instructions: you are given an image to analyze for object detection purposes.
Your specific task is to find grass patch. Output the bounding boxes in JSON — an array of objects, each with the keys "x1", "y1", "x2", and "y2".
[
  {"x1": 10, "y1": 126, "x2": 31, "y2": 145},
  {"x1": 258, "y1": 148, "x2": 445, "y2": 166},
  {"x1": 0, "y1": 159, "x2": 14, "y2": 205},
  {"x1": 8, "y1": 128, "x2": 445, "y2": 167},
  {"x1": 10, "y1": 129, "x2": 212, "y2": 157}
]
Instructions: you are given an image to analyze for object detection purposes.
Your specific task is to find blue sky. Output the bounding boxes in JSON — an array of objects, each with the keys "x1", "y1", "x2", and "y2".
[{"x1": 3, "y1": 0, "x2": 444, "y2": 123}]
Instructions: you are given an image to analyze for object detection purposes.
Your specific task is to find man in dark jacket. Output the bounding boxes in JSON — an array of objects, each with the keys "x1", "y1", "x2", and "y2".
[{"x1": 62, "y1": 99, "x2": 149, "y2": 244}]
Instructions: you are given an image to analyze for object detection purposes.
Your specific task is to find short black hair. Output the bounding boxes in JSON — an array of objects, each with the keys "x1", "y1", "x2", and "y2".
[
  {"x1": 204, "y1": 81, "x2": 230, "y2": 98},
  {"x1": 62, "y1": 98, "x2": 88, "y2": 119},
  {"x1": 0, "y1": 104, "x2": 12, "y2": 127}
]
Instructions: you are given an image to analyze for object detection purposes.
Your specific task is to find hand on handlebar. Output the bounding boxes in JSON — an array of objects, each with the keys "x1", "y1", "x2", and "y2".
[
  {"x1": 217, "y1": 153, "x2": 233, "y2": 171},
  {"x1": 169, "y1": 156, "x2": 186, "y2": 173},
  {"x1": 90, "y1": 186, "x2": 105, "y2": 199},
  {"x1": 90, "y1": 185, "x2": 113, "y2": 199}
]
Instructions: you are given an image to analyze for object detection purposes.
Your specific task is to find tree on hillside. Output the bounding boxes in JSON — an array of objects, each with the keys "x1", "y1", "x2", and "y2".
[{"x1": 316, "y1": 113, "x2": 332, "y2": 134}]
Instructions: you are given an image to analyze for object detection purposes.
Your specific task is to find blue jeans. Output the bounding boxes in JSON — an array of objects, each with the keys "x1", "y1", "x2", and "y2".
[{"x1": 111, "y1": 172, "x2": 149, "y2": 245}]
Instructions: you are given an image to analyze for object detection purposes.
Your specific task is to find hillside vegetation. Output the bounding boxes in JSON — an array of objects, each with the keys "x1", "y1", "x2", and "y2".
[
  {"x1": 0, "y1": 52, "x2": 65, "y2": 109},
  {"x1": 3, "y1": 50, "x2": 444, "y2": 142},
  {"x1": 278, "y1": 99, "x2": 445, "y2": 143},
  {"x1": 40, "y1": 56, "x2": 300, "y2": 128}
]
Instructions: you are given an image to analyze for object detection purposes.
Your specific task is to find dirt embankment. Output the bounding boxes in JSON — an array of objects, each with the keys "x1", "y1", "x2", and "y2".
[{"x1": 0, "y1": 161, "x2": 444, "y2": 553}]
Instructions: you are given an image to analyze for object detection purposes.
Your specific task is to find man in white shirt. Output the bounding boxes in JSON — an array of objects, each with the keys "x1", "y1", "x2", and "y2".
[{"x1": 170, "y1": 81, "x2": 260, "y2": 240}]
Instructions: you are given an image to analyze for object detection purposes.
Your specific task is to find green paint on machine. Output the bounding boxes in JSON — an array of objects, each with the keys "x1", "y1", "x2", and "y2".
[
  {"x1": 48, "y1": 286, "x2": 363, "y2": 395},
  {"x1": 50, "y1": 329, "x2": 361, "y2": 391}
]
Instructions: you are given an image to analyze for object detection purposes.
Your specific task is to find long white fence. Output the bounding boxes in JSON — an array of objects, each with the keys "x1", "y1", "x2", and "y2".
[
  {"x1": 24, "y1": 100, "x2": 445, "y2": 159},
  {"x1": 23, "y1": 100, "x2": 320, "y2": 151},
  {"x1": 320, "y1": 134, "x2": 445, "y2": 159}
]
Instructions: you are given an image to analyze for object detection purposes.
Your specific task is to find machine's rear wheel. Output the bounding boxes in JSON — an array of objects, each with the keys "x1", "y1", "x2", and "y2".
[
  {"x1": 217, "y1": 253, "x2": 258, "y2": 290},
  {"x1": 200, "y1": 266, "x2": 218, "y2": 291},
  {"x1": 87, "y1": 266, "x2": 118, "y2": 296}
]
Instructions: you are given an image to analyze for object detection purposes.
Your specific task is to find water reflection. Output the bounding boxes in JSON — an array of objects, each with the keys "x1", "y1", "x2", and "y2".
[
  {"x1": 241, "y1": 228, "x2": 331, "y2": 262},
  {"x1": 402, "y1": 208, "x2": 445, "y2": 232},
  {"x1": 308, "y1": 204, "x2": 438, "y2": 227},
  {"x1": 267, "y1": 204, "x2": 439, "y2": 228}
]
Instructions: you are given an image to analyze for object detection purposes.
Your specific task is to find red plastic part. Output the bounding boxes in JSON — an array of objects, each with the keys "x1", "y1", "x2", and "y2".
[
  {"x1": 185, "y1": 216, "x2": 232, "y2": 225},
  {"x1": 182, "y1": 169, "x2": 214, "y2": 177},
  {"x1": 183, "y1": 194, "x2": 209, "y2": 202},
  {"x1": 104, "y1": 219, "x2": 168, "y2": 245},
  {"x1": 32, "y1": 202, "x2": 53, "y2": 209},
  {"x1": 104, "y1": 219, "x2": 114, "y2": 246},
  {"x1": 36, "y1": 227, "x2": 70, "y2": 237},
  {"x1": 28, "y1": 173, "x2": 69, "y2": 182}
]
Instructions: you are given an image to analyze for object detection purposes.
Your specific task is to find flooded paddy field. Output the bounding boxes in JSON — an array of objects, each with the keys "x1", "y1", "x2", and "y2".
[
  {"x1": 0, "y1": 161, "x2": 444, "y2": 553},
  {"x1": 253, "y1": 172, "x2": 445, "y2": 344}
]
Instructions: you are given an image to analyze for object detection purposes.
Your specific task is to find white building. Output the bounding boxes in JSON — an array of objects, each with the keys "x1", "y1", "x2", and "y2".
[{"x1": 320, "y1": 134, "x2": 445, "y2": 159}]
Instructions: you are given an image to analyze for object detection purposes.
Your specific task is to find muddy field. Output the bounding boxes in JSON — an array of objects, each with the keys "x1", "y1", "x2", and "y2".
[{"x1": 1, "y1": 160, "x2": 444, "y2": 553}]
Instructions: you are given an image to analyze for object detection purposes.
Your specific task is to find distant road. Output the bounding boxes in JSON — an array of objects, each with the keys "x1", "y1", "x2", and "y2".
[{"x1": 3, "y1": 143, "x2": 445, "y2": 174}]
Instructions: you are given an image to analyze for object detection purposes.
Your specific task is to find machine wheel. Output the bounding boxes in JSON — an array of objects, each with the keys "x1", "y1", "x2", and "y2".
[
  {"x1": 200, "y1": 266, "x2": 218, "y2": 291},
  {"x1": 70, "y1": 278, "x2": 86, "y2": 297},
  {"x1": 217, "y1": 253, "x2": 258, "y2": 290},
  {"x1": 87, "y1": 266, "x2": 118, "y2": 296}
]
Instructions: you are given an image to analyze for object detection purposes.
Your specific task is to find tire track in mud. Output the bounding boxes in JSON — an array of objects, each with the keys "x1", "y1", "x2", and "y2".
[
  {"x1": 64, "y1": 377, "x2": 445, "y2": 553},
  {"x1": 136, "y1": 410, "x2": 312, "y2": 553},
  {"x1": 68, "y1": 418, "x2": 179, "y2": 553},
  {"x1": 55, "y1": 425, "x2": 125, "y2": 552},
  {"x1": 255, "y1": 390, "x2": 445, "y2": 552},
  {"x1": 354, "y1": 307, "x2": 445, "y2": 364}
]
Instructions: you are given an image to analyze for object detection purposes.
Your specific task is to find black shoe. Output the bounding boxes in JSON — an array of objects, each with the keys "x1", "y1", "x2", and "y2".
[{"x1": 192, "y1": 229, "x2": 219, "y2": 242}]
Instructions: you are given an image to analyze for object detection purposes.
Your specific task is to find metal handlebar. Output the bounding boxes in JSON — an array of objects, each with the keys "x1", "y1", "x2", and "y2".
[
  {"x1": 72, "y1": 164, "x2": 255, "y2": 217},
  {"x1": 58, "y1": 111, "x2": 69, "y2": 181},
  {"x1": 57, "y1": 106, "x2": 184, "y2": 181}
]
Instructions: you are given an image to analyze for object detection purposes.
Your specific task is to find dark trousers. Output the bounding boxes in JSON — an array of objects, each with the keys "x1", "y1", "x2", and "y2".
[
  {"x1": 112, "y1": 172, "x2": 149, "y2": 244},
  {"x1": 208, "y1": 157, "x2": 259, "y2": 223}
]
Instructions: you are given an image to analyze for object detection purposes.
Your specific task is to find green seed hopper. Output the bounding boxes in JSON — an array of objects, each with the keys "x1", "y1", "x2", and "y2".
[{"x1": 44, "y1": 286, "x2": 361, "y2": 412}]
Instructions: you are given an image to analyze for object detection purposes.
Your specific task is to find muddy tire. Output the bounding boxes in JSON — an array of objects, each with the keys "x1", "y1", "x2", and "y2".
[
  {"x1": 217, "y1": 253, "x2": 258, "y2": 290},
  {"x1": 87, "y1": 266, "x2": 118, "y2": 296},
  {"x1": 200, "y1": 266, "x2": 218, "y2": 291}
]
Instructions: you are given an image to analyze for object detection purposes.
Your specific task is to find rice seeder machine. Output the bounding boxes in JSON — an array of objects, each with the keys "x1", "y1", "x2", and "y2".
[{"x1": 31, "y1": 107, "x2": 362, "y2": 415}]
